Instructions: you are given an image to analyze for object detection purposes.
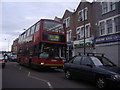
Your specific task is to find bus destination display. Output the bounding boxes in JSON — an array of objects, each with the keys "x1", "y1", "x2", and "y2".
[{"x1": 43, "y1": 32, "x2": 65, "y2": 43}]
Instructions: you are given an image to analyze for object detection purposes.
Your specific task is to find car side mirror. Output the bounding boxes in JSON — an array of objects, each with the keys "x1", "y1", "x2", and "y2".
[{"x1": 86, "y1": 64, "x2": 93, "y2": 68}]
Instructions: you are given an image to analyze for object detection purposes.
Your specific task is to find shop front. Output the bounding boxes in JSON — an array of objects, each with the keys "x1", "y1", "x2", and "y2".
[
  {"x1": 93, "y1": 34, "x2": 120, "y2": 66},
  {"x1": 73, "y1": 38, "x2": 94, "y2": 56}
]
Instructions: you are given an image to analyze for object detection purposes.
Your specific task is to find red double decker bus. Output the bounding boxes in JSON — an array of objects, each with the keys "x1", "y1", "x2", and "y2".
[{"x1": 18, "y1": 19, "x2": 67, "y2": 69}]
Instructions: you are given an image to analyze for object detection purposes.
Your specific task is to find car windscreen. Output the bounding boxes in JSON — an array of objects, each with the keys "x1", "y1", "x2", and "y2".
[{"x1": 91, "y1": 56, "x2": 115, "y2": 66}]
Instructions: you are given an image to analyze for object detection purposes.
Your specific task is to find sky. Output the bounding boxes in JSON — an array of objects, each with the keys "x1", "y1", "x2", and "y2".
[{"x1": 0, "y1": 0, "x2": 83, "y2": 51}]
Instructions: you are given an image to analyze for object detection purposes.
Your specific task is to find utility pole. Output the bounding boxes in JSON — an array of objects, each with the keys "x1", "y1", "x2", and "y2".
[
  {"x1": 5, "y1": 39, "x2": 9, "y2": 51},
  {"x1": 83, "y1": 2, "x2": 86, "y2": 55}
]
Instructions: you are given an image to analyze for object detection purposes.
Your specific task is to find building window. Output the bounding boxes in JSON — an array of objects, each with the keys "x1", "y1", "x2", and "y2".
[
  {"x1": 106, "y1": 19, "x2": 113, "y2": 34},
  {"x1": 102, "y1": 2, "x2": 116, "y2": 14},
  {"x1": 110, "y1": 2, "x2": 116, "y2": 11},
  {"x1": 78, "y1": 10, "x2": 83, "y2": 21},
  {"x1": 84, "y1": 7, "x2": 88, "y2": 20},
  {"x1": 99, "y1": 22, "x2": 105, "y2": 36},
  {"x1": 76, "y1": 28, "x2": 81, "y2": 39},
  {"x1": 67, "y1": 30, "x2": 72, "y2": 42},
  {"x1": 64, "y1": 17, "x2": 70, "y2": 28},
  {"x1": 86, "y1": 25, "x2": 90, "y2": 38},
  {"x1": 80, "y1": 27, "x2": 84, "y2": 38},
  {"x1": 78, "y1": 7, "x2": 88, "y2": 21},
  {"x1": 102, "y1": 2, "x2": 108, "y2": 14},
  {"x1": 76, "y1": 24, "x2": 90, "y2": 39},
  {"x1": 99, "y1": 15, "x2": 120, "y2": 36},
  {"x1": 114, "y1": 16, "x2": 120, "y2": 32}
]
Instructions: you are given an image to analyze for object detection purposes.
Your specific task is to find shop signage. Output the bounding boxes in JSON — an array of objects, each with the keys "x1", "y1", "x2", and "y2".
[
  {"x1": 94, "y1": 34, "x2": 120, "y2": 44},
  {"x1": 73, "y1": 38, "x2": 93, "y2": 48}
]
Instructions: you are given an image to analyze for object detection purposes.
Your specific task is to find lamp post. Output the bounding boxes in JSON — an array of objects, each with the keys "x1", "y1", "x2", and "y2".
[
  {"x1": 83, "y1": 2, "x2": 86, "y2": 55},
  {"x1": 5, "y1": 39, "x2": 9, "y2": 52}
]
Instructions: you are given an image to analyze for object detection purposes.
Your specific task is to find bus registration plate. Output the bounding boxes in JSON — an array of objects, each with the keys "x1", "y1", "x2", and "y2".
[{"x1": 51, "y1": 67, "x2": 57, "y2": 68}]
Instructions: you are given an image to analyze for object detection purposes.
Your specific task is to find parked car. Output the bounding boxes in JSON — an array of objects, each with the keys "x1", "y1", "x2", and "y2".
[
  {"x1": 63, "y1": 53, "x2": 120, "y2": 88},
  {"x1": 0, "y1": 53, "x2": 6, "y2": 68},
  {"x1": 10, "y1": 55, "x2": 17, "y2": 62}
]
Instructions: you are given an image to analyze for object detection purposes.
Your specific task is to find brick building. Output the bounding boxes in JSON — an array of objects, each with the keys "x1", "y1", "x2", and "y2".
[
  {"x1": 11, "y1": 38, "x2": 19, "y2": 54},
  {"x1": 59, "y1": 0, "x2": 120, "y2": 66},
  {"x1": 61, "y1": 10, "x2": 75, "y2": 59},
  {"x1": 73, "y1": 1, "x2": 95, "y2": 56}
]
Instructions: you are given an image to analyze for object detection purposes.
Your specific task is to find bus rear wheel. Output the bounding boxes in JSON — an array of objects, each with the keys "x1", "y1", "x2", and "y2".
[{"x1": 28, "y1": 60, "x2": 32, "y2": 68}]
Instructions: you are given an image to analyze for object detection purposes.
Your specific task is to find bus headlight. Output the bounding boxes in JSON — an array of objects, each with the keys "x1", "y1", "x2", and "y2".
[
  {"x1": 40, "y1": 62, "x2": 45, "y2": 65},
  {"x1": 63, "y1": 60, "x2": 66, "y2": 62}
]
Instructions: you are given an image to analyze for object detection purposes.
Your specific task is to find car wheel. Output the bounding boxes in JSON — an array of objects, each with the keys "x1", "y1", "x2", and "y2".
[
  {"x1": 96, "y1": 77, "x2": 106, "y2": 89},
  {"x1": 65, "y1": 70, "x2": 72, "y2": 79}
]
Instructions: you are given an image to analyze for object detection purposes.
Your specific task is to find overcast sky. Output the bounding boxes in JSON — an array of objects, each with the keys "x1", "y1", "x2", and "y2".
[{"x1": 1, "y1": 0, "x2": 83, "y2": 51}]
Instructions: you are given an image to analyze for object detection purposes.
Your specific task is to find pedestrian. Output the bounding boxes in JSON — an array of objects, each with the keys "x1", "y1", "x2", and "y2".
[{"x1": 4, "y1": 54, "x2": 8, "y2": 62}]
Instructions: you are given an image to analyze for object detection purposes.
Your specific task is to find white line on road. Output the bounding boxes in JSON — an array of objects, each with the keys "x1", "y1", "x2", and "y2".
[
  {"x1": 14, "y1": 64, "x2": 22, "y2": 70},
  {"x1": 13, "y1": 63, "x2": 53, "y2": 89},
  {"x1": 47, "y1": 82, "x2": 53, "y2": 89},
  {"x1": 19, "y1": 66, "x2": 22, "y2": 70},
  {"x1": 14, "y1": 64, "x2": 19, "y2": 68},
  {"x1": 28, "y1": 72, "x2": 30, "y2": 77},
  {"x1": 28, "y1": 72, "x2": 53, "y2": 90}
]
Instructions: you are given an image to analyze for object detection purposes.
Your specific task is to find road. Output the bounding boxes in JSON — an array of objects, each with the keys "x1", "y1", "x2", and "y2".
[{"x1": 2, "y1": 62, "x2": 97, "y2": 89}]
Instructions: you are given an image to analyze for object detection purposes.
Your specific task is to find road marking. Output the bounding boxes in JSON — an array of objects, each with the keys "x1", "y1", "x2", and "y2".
[
  {"x1": 19, "y1": 66, "x2": 22, "y2": 70},
  {"x1": 28, "y1": 72, "x2": 30, "y2": 77},
  {"x1": 28, "y1": 72, "x2": 53, "y2": 90},
  {"x1": 11, "y1": 63, "x2": 53, "y2": 89},
  {"x1": 14, "y1": 64, "x2": 22, "y2": 71},
  {"x1": 14, "y1": 64, "x2": 18, "y2": 68},
  {"x1": 47, "y1": 82, "x2": 53, "y2": 89}
]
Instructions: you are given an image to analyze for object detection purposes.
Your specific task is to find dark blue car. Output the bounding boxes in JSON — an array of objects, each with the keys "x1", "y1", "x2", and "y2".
[{"x1": 63, "y1": 53, "x2": 120, "y2": 88}]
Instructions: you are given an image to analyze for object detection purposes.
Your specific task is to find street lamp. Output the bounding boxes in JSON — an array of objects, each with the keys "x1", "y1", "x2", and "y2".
[
  {"x1": 83, "y1": 2, "x2": 86, "y2": 55},
  {"x1": 4, "y1": 39, "x2": 9, "y2": 51}
]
